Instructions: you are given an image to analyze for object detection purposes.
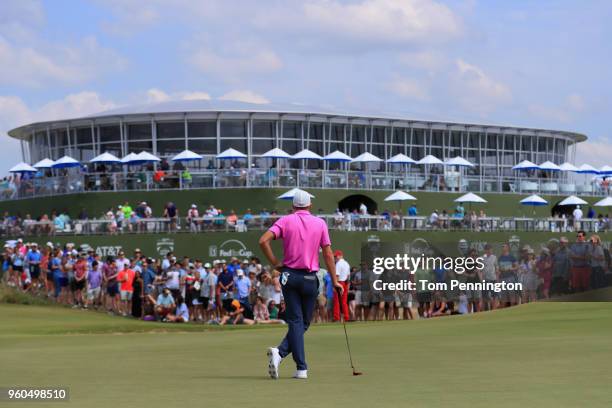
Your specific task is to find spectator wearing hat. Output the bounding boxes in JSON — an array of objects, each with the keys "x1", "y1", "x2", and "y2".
[
  {"x1": 187, "y1": 204, "x2": 200, "y2": 232},
  {"x1": 333, "y1": 250, "x2": 350, "y2": 321},
  {"x1": 234, "y1": 269, "x2": 251, "y2": 303},
  {"x1": 26, "y1": 243, "x2": 42, "y2": 293},
  {"x1": 259, "y1": 188, "x2": 341, "y2": 380},
  {"x1": 154, "y1": 287, "x2": 175, "y2": 319}
]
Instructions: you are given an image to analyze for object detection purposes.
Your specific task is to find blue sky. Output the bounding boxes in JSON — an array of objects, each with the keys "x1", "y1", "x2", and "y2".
[{"x1": 0, "y1": 0, "x2": 610, "y2": 173}]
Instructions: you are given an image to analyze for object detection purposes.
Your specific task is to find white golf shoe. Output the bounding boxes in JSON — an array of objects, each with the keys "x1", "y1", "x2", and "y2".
[
  {"x1": 267, "y1": 347, "x2": 281, "y2": 379},
  {"x1": 293, "y1": 370, "x2": 308, "y2": 379}
]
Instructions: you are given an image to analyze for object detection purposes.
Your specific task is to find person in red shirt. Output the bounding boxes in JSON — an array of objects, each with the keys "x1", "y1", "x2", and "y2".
[
  {"x1": 73, "y1": 253, "x2": 88, "y2": 308},
  {"x1": 117, "y1": 260, "x2": 136, "y2": 316}
]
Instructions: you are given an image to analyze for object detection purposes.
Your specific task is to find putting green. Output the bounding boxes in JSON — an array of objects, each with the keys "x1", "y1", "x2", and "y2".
[{"x1": 1, "y1": 302, "x2": 611, "y2": 408}]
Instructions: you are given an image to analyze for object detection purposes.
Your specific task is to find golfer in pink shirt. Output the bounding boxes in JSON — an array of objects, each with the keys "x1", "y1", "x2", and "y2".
[{"x1": 260, "y1": 189, "x2": 341, "y2": 380}]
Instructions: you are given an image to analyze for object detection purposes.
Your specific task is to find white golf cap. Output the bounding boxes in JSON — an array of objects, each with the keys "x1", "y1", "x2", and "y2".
[{"x1": 292, "y1": 189, "x2": 311, "y2": 208}]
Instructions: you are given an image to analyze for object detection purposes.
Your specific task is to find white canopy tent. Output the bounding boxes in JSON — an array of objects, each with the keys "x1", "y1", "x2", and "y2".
[
  {"x1": 33, "y1": 158, "x2": 55, "y2": 169},
  {"x1": 52, "y1": 155, "x2": 80, "y2": 169},
  {"x1": 120, "y1": 153, "x2": 139, "y2": 165},
  {"x1": 594, "y1": 197, "x2": 612, "y2": 207},
  {"x1": 171, "y1": 149, "x2": 203, "y2": 162},
  {"x1": 9, "y1": 162, "x2": 37, "y2": 173},
  {"x1": 538, "y1": 161, "x2": 561, "y2": 171},
  {"x1": 454, "y1": 192, "x2": 487, "y2": 203},
  {"x1": 323, "y1": 150, "x2": 352, "y2": 162},
  {"x1": 386, "y1": 153, "x2": 416, "y2": 164},
  {"x1": 291, "y1": 149, "x2": 322, "y2": 160},
  {"x1": 216, "y1": 148, "x2": 247, "y2": 160},
  {"x1": 90, "y1": 152, "x2": 121, "y2": 164},
  {"x1": 277, "y1": 188, "x2": 315, "y2": 200},
  {"x1": 512, "y1": 160, "x2": 538, "y2": 171},
  {"x1": 261, "y1": 147, "x2": 292, "y2": 159},
  {"x1": 558, "y1": 195, "x2": 588, "y2": 206}
]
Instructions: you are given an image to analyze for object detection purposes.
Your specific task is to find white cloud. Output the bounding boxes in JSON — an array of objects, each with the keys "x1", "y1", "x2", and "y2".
[
  {"x1": 0, "y1": 35, "x2": 125, "y2": 87},
  {"x1": 190, "y1": 45, "x2": 282, "y2": 78},
  {"x1": 566, "y1": 93, "x2": 585, "y2": 112},
  {"x1": 387, "y1": 78, "x2": 430, "y2": 101},
  {"x1": 219, "y1": 90, "x2": 269, "y2": 104},
  {"x1": 146, "y1": 88, "x2": 211, "y2": 103},
  {"x1": 576, "y1": 137, "x2": 612, "y2": 168},
  {"x1": 397, "y1": 51, "x2": 446, "y2": 74},
  {"x1": 297, "y1": 0, "x2": 462, "y2": 45},
  {"x1": 0, "y1": 92, "x2": 116, "y2": 172},
  {"x1": 528, "y1": 93, "x2": 587, "y2": 124},
  {"x1": 452, "y1": 59, "x2": 512, "y2": 114}
]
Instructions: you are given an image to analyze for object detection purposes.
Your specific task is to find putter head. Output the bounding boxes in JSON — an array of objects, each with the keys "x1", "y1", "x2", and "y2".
[{"x1": 352, "y1": 370, "x2": 363, "y2": 376}]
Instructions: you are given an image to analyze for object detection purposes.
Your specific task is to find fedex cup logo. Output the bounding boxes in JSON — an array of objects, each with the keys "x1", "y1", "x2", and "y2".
[{"x1": 209, "y1": 239, "x2": 253, "y2": 258}]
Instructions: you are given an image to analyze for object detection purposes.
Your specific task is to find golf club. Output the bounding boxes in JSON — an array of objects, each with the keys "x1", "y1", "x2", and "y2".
[{"x1": 337, "y1": 287, "x2": 363, "y2": 376}]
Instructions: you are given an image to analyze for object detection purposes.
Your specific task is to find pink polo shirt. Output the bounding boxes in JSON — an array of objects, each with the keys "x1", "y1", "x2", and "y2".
[{"x1": 268, "y1": 209, "x2": 331, "y2": 272}]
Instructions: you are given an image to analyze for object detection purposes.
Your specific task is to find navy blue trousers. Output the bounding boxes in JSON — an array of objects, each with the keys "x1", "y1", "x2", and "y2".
[{"x1": 277, "y1": 267, "x2": 318, "y2": 370}]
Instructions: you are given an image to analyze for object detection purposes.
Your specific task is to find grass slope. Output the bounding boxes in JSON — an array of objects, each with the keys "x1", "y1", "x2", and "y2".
[{"x1": 1, "y1": 302, "x2": 611, "y2": 407}]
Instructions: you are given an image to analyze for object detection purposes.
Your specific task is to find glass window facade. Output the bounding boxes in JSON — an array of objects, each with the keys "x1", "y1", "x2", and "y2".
[{"x1": 21, "y1": 113, "x2": 576, "y2": 179}]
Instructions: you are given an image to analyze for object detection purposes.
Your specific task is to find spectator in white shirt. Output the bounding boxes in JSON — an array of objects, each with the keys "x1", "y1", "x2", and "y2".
[{"x1": 333, "y1": 250, "x2": 350, "y2": 322}]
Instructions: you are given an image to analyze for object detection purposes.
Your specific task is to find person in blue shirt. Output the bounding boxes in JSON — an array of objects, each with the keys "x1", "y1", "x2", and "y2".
[
  {"x1": 26, "y1": 243, "x2": 42, "y2": 289},
  {"x1": 408, "y1": 204, "x2": 418, "y2": 216},
  {"x1": 243, "y1": 209, "x2": 254, "y2": 226},
  {"x1": 324, "y1": 272, "x2": 333, "y2": 321},
  {"x1": 141, "y1": 259, "x2": 158, "y2": 295},
  {"x1": 233, "y1": 269, "x2": 251, "y2": 302},
  {"x1": 167, "y1": 295, "x2": 189, "y2": 323}
]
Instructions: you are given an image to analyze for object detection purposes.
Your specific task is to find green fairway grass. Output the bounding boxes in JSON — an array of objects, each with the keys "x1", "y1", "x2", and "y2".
[{"x1": 1, "y1": 302, "x2": 612, "y2": 408}]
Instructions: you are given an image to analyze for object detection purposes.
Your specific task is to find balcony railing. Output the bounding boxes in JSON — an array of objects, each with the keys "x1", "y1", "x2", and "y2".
[
  {"x1": 1, "y1": 168, "x2": 610, "y2": 201},
  {"x1": 3, "y1": 214, "x2": 610, "y2": 238}
]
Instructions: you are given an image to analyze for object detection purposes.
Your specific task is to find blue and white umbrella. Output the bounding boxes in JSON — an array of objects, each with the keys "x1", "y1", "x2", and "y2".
[
  {"x1": 386, "y1": 153, "x2": 416, "y2": 164},
  {"x1": 520, "y1": 194, "x2": 548, "y2": 206},
  {"x1": 52, "y1": 155, "x2": 80, "y2": 169},
  {"x1": 512, "y1": 160, "x2": 538, "y2": 171},
  {"x1": 558, "y1": 195, "x2": 588, "y2": 206},
  {"x1": 417, "y1": 154, "x2": 443, "y2": 165},
  {"x1": 277, "y1": 188, "x2": 315, "y2": 200},
  {"x1": 538, "y1": 161, "x2": 560, "y2": 171},
  {"x1": 90, "y1": 152, "x2": 121, "y2": 164},
  {"x1": 261, "y1": 147, "x2": 292, "y2": 159},
  {"x1": 216, "y1": 148, "x2": 247, "y2": 160},
  {"x1": 445, "y1": 156, "x2": 475, "y2": 167},
  {"x1": 33, "y1": 158, "x2": 54, "y2": 169},
  {"x1": 291, "y1": 149, "x2": 322, "y2": 160},
  {"x1": 575, "y1": 164, "x2": 599, "y2": 174},
  {"x1": 120, "y1": 153, "x2": 139, "y2": 165},
  {"x1": 352, "y1": 152, "x2": 382, "y2": 163},
  {"x1": 599, "y1": 165, "x2": 612, "y2": 175},
  {"x1": 9, "y1": 162, "x2": 37, "y2": 173},
  {"x1": 171, "y1": 149, "x2": 203, "y2": 162},
  {"x1": 323, "y1": 150, "x2": 352, "y2": 162},
  {"x1": 559, "y1": 162, "x2": 578, "y2": 172}
]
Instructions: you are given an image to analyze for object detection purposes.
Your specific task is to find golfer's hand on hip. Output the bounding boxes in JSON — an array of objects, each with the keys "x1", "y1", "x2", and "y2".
[{"x1": 334, "y1": 282, "x2": 344, "y2": 295}]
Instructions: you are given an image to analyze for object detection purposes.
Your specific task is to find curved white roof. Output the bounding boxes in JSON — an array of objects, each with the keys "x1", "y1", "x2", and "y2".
[{"x1": 7, "y1": 99, "x2": 587, "y2": 142}]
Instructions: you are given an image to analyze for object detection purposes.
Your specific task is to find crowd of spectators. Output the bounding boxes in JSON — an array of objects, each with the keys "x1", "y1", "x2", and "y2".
[
  {"x1": 2, "y1": 230, "x2": 610, "y2": 323},
  {"x1": 2, "y1": 200, "x2": 611, "y2": 238}
]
